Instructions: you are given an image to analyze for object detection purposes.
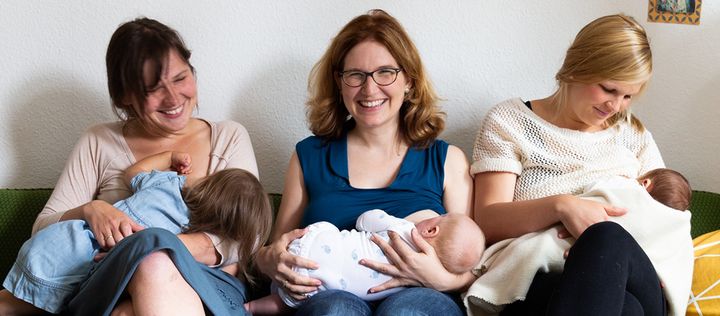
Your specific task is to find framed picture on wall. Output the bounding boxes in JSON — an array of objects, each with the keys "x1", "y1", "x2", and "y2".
[{"x1": 648, "y1": 0, "x2": 702, "y2": 25}]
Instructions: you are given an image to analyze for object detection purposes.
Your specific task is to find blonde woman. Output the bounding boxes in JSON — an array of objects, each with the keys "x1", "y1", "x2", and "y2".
[{"x1": 473, "y1": 15, "x2": 672, "y2": 315}]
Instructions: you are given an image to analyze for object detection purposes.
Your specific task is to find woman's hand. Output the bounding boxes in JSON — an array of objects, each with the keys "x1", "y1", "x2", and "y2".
[
  {"x1": 256, "y1": 228, "x2": 322, "y2": 300},
  {"x1": 360, "y1": 229, "x2": 471, "y2": 293},
  {"x1": 83, "y1": 200, "x2": 144, "y2": 249},
  {"x1": 556, "y1": 195, "x2": 627, "y2": 238}
]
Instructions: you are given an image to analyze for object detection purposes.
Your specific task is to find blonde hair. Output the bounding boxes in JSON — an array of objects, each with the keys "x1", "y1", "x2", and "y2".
[
  {"x1": 550, "y1": 14, "x2": 652, "y2": 132},
  {"x1": 640, "y1": 168, "x2": 692, "y2": 211},
  {"x1": 306, "y1": 9, "x2": 444, "y2": 148},
  {"x1": 182, "y1": 169, "x2": 273, "y2": 285},
  {"x1": 433, "y1": 214, "x2": 485, "y2": 274}
]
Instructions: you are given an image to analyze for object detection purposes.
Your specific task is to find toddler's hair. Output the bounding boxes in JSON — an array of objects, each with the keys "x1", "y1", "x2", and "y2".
[{"x1": 182, "y1": 168, "x2": 273, "y2": 285}]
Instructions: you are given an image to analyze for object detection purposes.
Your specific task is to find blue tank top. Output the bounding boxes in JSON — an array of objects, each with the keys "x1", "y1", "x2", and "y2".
[{"x1": 297, "y1": 135, "x2": 448, "y2": 230}]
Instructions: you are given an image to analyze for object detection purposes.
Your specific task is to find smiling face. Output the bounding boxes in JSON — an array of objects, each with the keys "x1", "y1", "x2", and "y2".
[
  {"x1": 139, "y1": 49, "x2": 198, "y2": 134},
  {"x1": 339, "y1": 40, "x2": 411, "y2": 131},
  {"x1": 562, "y1": 80, "x2": 642, "y2": 132}
]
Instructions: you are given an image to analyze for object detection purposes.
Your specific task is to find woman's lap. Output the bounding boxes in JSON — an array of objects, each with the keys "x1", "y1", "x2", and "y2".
[
  {"x1": 502, "y1": 222, "x2": 665, "y2": 316},
  {"x1": 64, "y1": 228, "x2": 248, "y2": 316},
  {"x1": 295, "y1": 287, "x2": 464, "y2": 316}
]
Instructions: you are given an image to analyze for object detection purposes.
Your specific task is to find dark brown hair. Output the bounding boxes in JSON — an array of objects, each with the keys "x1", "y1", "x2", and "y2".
[
  {"x1": 306, "y1": 9, "x2": 444, "y2": 148},
  {"x1": 640, "y1": 168, "x2": 692, "y2": 210},
  {"x1": 182, "y1": 169, "x2": 273, "y2": 285},
  {"x1": 106, "y1": 17, "x2": 194, "y2": 136}
]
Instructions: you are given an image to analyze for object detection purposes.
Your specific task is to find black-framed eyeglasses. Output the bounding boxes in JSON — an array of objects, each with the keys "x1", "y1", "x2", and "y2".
[{"x1": 338, "y1": 68, "x2": 403, "y2": 87}]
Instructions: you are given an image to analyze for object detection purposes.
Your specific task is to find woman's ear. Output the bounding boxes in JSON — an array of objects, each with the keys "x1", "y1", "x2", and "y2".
[
  {"x1": 405, "y1": 79, "x2": 413, "y2": 93},
  {"x1": 403, "y1": 82, "x2": 413, "y2": 101}
]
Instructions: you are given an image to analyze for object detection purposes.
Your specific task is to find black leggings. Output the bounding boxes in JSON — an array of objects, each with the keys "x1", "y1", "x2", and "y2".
[{"x1": 502, "y1": 222, "x2": 666, "y2": 316}]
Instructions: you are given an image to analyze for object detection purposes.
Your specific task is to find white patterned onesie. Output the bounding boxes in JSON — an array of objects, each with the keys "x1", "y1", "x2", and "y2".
[{"x1": 279, "y1": 209, "x2": 418, "y2": 307}]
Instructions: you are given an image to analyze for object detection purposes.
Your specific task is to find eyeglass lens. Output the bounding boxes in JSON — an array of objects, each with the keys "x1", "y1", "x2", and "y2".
[{"x1": 342, "y1": 68, "x2": 400, "y2": 87}]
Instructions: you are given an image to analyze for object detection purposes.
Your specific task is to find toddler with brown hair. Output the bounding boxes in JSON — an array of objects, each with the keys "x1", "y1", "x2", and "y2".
[{"x1": 2, "y1": 151, "x2": 272, "y2": 314}]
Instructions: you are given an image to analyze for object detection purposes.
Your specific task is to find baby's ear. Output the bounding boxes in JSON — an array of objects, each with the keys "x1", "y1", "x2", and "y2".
[
  {"x1": 641, "y1": 178, "x2": 653, "y2": 190},
  {"x1": 420, "y1": 225, "x2": 440, "y2": 238}
]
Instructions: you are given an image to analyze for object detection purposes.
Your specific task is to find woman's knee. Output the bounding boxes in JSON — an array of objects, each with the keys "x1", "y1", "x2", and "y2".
[
  {"x1": 135, "y1": 250, "x2": 178, "y2": 277},
  {"x1": 570, "y1": 221, "x2": 645, "y2": 264},
  {"x1": 578, "y1": 222, "x2": 636, "y2": 249},
  {"x1": 127, "y1": 250, "x2": 179, "y2": 292}
]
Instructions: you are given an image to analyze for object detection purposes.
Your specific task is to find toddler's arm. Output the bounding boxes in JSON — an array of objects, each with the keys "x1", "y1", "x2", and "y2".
[{"x1": 123, "y1": 151, "x2": 193, "y2": 187}]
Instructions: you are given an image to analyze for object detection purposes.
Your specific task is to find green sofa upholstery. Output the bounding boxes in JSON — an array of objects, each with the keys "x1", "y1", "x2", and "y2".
[{"x1": 0, "y1": 189, "x2": 718, "y2": 284}]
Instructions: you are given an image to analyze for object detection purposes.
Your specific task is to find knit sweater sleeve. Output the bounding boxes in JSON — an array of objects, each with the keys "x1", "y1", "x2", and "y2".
[
  {"x1": 636, "y1": 129, "x2": 665, "y2": 174},
  {"x1": 471, "y1": 99, "x2": 524, "y2": 176}
]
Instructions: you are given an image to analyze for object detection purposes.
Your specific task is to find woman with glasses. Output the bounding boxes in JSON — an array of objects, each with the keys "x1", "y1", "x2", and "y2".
[{"x1": 255, "y1": 9, "x2": 475, "y2": 316}]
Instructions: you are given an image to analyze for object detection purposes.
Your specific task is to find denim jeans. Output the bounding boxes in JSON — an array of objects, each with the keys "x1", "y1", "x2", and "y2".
[
  {"x1": 65, "y1": 228, "x2": 248, "y2": 316},
  {"x1": 3, "y1": 171, "x2": 190, "y2": 313},
  {"x1": 296, "y1": 287, "x2": 464, "y2": 316}
]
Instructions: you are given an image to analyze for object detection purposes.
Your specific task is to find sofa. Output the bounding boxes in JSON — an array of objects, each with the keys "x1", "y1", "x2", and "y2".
[{"x1": 1, "y1": 189, "x2": 719, "y2": 306}]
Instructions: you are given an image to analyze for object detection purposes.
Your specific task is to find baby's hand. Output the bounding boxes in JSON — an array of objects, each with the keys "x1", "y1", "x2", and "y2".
[{"x1": 171, "y1": 152, "x2": 193, "y2": 175}]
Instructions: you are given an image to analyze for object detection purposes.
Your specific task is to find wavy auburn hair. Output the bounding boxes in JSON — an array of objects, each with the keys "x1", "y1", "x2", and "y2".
[
  {"x1": 306, "y1": 9, "x2": 444, "y2": 148},
  {"x1": 550, "y1": 14, "x2": 652, "y2": 132}
]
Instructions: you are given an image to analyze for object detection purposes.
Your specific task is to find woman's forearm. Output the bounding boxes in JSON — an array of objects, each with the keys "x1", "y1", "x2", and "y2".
[
  {"x1": 476, "y1": 195, "x2": 566, "y2": 244},
  {"x1": 421, "y1": 268, "x2": 477, "y2": 292},
  {"x1": 445, "y1": 271, "x2": 478, "y2": 292}
]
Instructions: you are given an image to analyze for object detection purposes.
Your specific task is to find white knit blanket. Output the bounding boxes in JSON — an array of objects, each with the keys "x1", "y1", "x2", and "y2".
[{"x1": 464, "y1": 177, "x2": 693, "y2": 316}]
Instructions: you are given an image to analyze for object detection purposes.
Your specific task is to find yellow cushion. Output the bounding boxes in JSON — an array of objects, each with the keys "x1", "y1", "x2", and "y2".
[{"x1": 687, "y1": 230, "x2": 720, "y2": 315}]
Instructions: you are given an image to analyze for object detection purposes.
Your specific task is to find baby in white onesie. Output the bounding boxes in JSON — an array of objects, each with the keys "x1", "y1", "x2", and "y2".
[{"x1": 246, "y1": 209, "x2": 485, "y2": 313}]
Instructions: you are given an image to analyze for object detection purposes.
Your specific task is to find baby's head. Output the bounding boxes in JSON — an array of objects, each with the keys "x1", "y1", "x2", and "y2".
[
  {"x1": 182, "y1": 168, "x2": 273, "y2": 283},
  {"x1": 415, "y1": 213, "x2": 485, "y2": 274},
  {"x1": 638, "y1": 168, "x2": 691, "y2": 211}
]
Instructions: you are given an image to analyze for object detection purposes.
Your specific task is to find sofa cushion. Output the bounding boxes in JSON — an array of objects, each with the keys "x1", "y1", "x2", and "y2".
[
  {"x1": 690, "y1": 191, "x2": 720, "y2": 238},
  {"x1": 0, "y1": 189, "x2": 52, "y2": 280},
  {"x1": 687, "y1": 230, "x2": 720, "y2": 316}
]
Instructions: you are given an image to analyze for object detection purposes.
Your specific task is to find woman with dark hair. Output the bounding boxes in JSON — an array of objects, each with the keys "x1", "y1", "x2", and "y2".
[
  {"x1": 0, "y1": 18, "x2": 258, "y2": 315},
  {"x1": 256, "y1": 9, "x2": 475, "y2": 315}
]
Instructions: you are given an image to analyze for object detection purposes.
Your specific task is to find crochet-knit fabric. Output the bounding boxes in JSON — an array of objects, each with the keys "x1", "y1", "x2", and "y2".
[{"x1": 471, "y1": 98, "x2": 665, "y2": 202}]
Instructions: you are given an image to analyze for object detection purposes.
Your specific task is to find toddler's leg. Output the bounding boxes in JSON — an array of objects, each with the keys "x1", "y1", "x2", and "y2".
[
  {"x1": 245, "y1": 294, "x2": 292, "y2": 316},
  {"x1": 3, "y1": 220, "x2": 98, "y2": 313},
  {"x1": 0, "y1": 290, "x2": 43, "y2": 316}
]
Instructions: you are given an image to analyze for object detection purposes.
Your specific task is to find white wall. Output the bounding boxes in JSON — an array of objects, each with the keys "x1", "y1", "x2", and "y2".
[{"x1": 1, "y1": 1, "x2": 718, "y2": 194}]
